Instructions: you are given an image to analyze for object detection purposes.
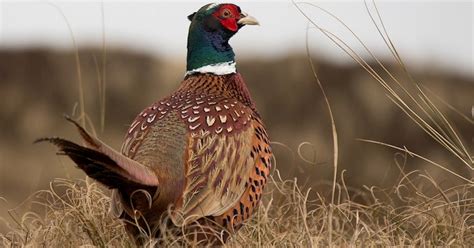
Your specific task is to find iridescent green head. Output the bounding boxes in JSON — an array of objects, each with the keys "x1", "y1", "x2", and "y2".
[{"x1": 186, "y1": 3, "x2": 259, "y2": 74}]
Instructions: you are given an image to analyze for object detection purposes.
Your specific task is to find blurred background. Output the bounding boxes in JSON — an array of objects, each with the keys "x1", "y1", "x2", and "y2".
[{"x1": 0, "y1": 0, "x2": 472, "y2": 230}]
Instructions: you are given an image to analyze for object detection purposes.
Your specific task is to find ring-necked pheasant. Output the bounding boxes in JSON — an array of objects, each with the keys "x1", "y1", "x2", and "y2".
[{"x1": 38, "y1": 3, "x2": 272, "y2": 244}]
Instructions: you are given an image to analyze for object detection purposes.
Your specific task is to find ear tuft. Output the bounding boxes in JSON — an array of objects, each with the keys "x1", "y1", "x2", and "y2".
[{"x1": 187, "y1": 12, "x2": 196, "y2": 21}]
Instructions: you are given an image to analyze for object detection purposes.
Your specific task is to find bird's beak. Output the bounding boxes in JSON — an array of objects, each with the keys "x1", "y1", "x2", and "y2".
[{"x1": 237, "y1": 12, "x2": 259, "y2": 26}]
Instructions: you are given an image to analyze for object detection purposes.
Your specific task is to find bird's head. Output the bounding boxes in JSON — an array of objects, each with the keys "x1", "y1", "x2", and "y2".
[
  {"x1": 188, "y1": 3, "x2": 259, "y2": 35},
  {"x1": 186, "y1": 3, "x2": 259, "y2": 74}
]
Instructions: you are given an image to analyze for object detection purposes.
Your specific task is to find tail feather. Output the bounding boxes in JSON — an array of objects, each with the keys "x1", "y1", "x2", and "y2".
[
  {"x1": 36, "y1": 137, "x2": 132, "y2": 189},
  {"x1": 36, "y1": 116, "x2": 159, "y2": 190}
]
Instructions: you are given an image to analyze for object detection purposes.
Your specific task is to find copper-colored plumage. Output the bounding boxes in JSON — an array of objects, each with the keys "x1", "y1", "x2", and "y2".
[
  {"x1": 121, "y1": 73, "x2": 272, "y2": 234},
  {"x1": 39, "y1": 73, "x2": 272, "y2": 244}
]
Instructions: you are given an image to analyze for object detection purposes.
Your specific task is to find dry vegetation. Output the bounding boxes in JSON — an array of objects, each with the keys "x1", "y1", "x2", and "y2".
[
  {"x1": 1, "y1": 170, "x2": 473, "y2": 247},
  {"x1": 1, "y1": 1, "x2": 473, "y2": 247}
]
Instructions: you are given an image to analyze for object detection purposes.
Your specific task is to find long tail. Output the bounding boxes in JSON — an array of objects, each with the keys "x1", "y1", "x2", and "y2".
[{"x1": 35, "y1": 116, "x2": 159, "y2": 191}]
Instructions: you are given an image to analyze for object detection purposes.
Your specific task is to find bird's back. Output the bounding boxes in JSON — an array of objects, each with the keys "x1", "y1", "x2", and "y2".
[{"x1": 117, "y1": 73, "x2": 271, "y2": 233}]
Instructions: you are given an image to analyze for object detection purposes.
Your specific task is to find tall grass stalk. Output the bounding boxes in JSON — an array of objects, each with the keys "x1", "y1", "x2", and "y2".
[{"x1": 295, "y1": 0, "x2": 473, "y2": 181}]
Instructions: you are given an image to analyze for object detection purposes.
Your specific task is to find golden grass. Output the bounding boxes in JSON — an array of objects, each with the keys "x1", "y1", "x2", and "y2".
[{"x1": 1, "y1": 168, "x2": 473, "y2": 247}]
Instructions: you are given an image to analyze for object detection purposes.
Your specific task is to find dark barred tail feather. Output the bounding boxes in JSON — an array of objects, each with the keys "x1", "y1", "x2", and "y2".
[
  {"x1": 35, "y1": 116, "x2": 159, "y2": 191},
  {"x1": 35, "y1": 137, "x2": 150, "y2": 191}
]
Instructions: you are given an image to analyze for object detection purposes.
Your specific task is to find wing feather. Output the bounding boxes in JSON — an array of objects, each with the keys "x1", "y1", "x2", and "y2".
[{"x1": 175, "y1": 103, "x2": 255, "y2": 224}]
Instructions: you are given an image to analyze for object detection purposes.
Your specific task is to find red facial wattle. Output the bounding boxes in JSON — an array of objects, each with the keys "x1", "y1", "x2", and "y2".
[
  {"x1": 220, "y1": 18, "x2": 238, "y2": 32},
  {"x1": 213, "y1": 4, "x2": 241, "y2": 32}
]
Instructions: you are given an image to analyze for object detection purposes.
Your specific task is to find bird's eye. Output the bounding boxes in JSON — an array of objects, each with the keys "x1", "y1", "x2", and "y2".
[{"x1": 222, "y1": 9, "x2": 232, "y2": 18}]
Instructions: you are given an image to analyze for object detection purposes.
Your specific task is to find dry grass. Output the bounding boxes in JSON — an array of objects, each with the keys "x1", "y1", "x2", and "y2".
[
  {"x1": 1, "y1": 1, "x2": 473, "y2": 247},
  {"x1": 1, "y1": 168, "x2": 473, "y2": 247},
  {"x1": 0, "y1": 179, "x2": 132, "y2": 247}
]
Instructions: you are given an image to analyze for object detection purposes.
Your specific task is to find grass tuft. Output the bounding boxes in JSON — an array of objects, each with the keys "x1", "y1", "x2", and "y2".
[{"x1": 1, "y1": 170, "x2": 473, "y2": 247}]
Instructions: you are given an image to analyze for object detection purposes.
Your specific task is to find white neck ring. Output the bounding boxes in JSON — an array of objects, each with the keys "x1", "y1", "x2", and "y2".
[{"x1": 186, "y1": 61, "x2": 236, "y2": 76}]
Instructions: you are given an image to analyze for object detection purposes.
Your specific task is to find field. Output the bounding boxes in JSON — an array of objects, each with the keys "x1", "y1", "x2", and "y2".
[{"x1": 0, "y1": 2, "x2": 473, "y2": 247}]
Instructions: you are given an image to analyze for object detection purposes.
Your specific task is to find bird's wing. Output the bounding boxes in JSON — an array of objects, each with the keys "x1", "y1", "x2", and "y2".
[
  {"x1": 118, "y1": 90, "x2": 262, "y2": 225},
  {"x1": 120, "y1": 100, "x2": 190, "y2": 210},
  {"x1": 173, "y1": 98, "x2": 256, "y2": 225}
]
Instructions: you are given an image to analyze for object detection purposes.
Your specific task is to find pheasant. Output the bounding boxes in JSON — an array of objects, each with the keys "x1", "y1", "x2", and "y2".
[{"x1": 38, "y1": 3, "x2": 272, "y2": 245}]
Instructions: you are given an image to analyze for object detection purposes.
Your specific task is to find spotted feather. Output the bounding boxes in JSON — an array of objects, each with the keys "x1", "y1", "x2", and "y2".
[{"x1": 115, "y1": 73, "x2": 271, "y2": 241}]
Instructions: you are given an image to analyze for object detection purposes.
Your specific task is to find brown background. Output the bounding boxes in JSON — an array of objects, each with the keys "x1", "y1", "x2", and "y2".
[{"x1": 0, "y1": 49, "x2": 472, "y2": 229}]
